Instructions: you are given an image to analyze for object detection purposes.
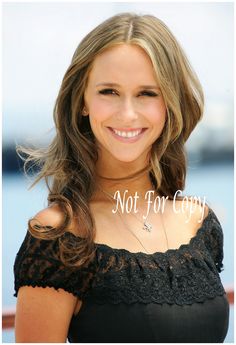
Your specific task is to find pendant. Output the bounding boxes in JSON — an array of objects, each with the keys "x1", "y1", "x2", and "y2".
[{"x1": 143, "y1": 221, "x2": 152, "y2": 232}]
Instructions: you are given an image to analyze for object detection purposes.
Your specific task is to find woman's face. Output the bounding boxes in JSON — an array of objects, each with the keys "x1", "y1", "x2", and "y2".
[{"x1": 84, "y1": 44, "x2": 166, "y2": 165}]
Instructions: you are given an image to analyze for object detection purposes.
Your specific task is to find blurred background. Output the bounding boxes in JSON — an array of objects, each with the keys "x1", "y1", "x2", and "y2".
[{"x1": 2, "y1": 2, "x2": 234, "y2": 342}]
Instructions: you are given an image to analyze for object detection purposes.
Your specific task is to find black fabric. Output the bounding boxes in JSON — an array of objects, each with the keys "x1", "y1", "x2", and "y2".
[
  {"x1": 14, "y1": 207, "x2": 230, "y2": 343},
  {"x1": 68, "y1": 296, "x2": 229, "y2": 343}
]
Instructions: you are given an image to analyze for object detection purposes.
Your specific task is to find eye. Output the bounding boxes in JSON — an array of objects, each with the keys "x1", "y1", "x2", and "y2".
[
  {"x1": 139, "y1": 91, "x2": 158, "y2": 97},
  {"x1": 98, "y1": 88, "x2": 118, "y2": 96}
]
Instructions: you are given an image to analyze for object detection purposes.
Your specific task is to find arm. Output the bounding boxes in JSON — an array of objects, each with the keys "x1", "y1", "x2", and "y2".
[
  {"x1": 15, "y1": 286, "x2": 78, "y2": 343},
  {"x1": 14, "y1": 205, "x2": 83, "y2": 342}
]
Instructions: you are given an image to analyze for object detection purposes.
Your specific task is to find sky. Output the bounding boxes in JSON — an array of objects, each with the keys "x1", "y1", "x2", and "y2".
[{"x1": 2, "y1": 2, "x2": 234, "y2": 148}]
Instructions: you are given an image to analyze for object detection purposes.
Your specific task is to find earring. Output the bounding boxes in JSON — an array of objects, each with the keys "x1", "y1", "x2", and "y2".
[{"x1": 82, "y1": 107, "x2": 89, "y2": 116}]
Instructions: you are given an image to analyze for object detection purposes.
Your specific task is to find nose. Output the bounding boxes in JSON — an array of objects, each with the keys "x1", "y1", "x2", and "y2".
[{"x1": 116, "y1": 97, "x2": 138, "y2": 122}]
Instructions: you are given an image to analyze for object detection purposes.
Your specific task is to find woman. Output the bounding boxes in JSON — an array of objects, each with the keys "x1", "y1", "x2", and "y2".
[{"x1": 14, "y1": 13, "x2": 229, "y2": 342}]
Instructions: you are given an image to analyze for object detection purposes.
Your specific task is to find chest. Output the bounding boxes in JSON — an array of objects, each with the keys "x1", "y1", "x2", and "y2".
[
  {"x1": 69, "y1": 295, "x2": 229, "y2": 343},
  {"x1": 90, "y1": 200, "x2": 201, "y2": 254}
]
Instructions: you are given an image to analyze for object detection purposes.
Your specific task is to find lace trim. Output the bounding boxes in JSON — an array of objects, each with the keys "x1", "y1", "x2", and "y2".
[{"x1": 14, "y1": 207, "x2": 225, "y2": 305}]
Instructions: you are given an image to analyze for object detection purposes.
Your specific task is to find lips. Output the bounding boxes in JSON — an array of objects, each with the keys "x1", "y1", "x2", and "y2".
[{"x1": 107, "y1": 127, "x2": 147, "y2": 142}]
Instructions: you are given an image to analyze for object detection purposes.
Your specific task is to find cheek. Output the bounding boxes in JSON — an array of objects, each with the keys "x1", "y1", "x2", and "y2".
[
  {"x1": 88, "y1": 98, "x2": 116, "y2": 123},
  {"x1": 146, "y1": 102, "x2": 167, "y2": 128}
]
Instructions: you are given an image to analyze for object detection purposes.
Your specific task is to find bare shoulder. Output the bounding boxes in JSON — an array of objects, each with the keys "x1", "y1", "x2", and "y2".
[
  {"x1": 30, "y1": 203, "x2": 65, "y2": 228},
  {"x1": 166, "y1": 197, "x2": 209, "y2": 236},
  {"x1": 30, "y1": 203, "x2": 81, "y2": 235},
  {"x1": 175, "y1": 197, "x2": 209, "y2": 220}
]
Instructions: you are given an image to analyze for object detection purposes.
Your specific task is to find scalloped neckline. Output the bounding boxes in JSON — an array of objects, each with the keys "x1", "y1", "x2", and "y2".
[{"x1": 94, "y1": 207, "x2": 214, "y2": 257}]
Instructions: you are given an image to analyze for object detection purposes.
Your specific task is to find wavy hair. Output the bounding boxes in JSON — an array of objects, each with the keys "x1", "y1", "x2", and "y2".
[{"x1": 17, "y1": 12, "x2": 204, "y2": 266}]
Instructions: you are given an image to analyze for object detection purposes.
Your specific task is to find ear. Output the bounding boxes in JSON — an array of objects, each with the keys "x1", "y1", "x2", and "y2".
[{"x1": 82, "y1": 107, "x2": 89, "y2": 116}]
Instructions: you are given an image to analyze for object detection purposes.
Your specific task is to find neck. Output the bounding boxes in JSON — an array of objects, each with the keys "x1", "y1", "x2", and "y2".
[
  {"x1": 93, "y1": 168, "x2": 156, "y2": 202},
  {"x1": 92, "y1": 151, "x2": 157, "y2": 202}
]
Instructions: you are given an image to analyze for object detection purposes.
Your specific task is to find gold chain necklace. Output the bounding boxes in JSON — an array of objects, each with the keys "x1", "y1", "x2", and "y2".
[{"x1": 99, "y1": 187, "x2": 170, "y2": 254}]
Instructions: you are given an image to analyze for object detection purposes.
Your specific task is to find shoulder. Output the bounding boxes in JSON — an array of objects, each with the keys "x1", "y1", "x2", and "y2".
[
  {"x1": 31, "y1": 203, "x2": 65, "y2": 229},
  {"x1": 30, "y1": 203, "x2": 79, "y2": 235},
  {"x1": 174, "y1": 197, "x2": 209, "y2": 222},
  {"x1": 169, "y1": 196, "x2": 209, "y2": 222},
  {"x1": 166, "y1": 196, "x2": 210, "y2": 237},
  {"x1": 14, "y1": 205, "x2": 74, "y2": 263}
]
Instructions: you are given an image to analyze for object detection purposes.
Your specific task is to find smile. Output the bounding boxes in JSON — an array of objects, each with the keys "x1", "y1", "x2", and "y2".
[
  {"x1": 112, "y1": 128, "x2": 142, "y2": 138},
  {"x1": 107, "y1": 127, "x2": 147, "y2": 143}
]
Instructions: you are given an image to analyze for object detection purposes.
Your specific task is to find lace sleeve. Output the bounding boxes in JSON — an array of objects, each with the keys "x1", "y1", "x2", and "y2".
[
  {"x1": 13, "y1": 231, "x2": 94, "y2": 298},
  {"x1": 205, "y1": 208, "x2": 225, "y2": 273}
]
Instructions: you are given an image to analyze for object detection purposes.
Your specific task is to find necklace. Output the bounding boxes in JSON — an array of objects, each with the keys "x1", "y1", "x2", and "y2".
[
  {"x1": 99, "y1": 187, "x2": 170, "y2": 254},
  {"x1": 131, "y1": 208, "x2": 153, "y2": 232},
  {"x1": 101, "y1": 188, "x2": 153, "y2": 233},
  {"x1": 113, "y1": 201, "x2": 151, "y2": 254},
  {"x1": 97, "y1": 165, "x2": 151, "y2": 181}
]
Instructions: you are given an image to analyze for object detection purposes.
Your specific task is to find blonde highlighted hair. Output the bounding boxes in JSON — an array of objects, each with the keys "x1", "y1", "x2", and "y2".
[{"x1": 18, "y1": 13, "x2": 204, "y2": 266}]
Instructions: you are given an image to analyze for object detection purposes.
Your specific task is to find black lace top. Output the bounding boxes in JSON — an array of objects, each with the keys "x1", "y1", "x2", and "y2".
[{"x1": 14, "y1": 207, "x2": 229, "y2": 343}]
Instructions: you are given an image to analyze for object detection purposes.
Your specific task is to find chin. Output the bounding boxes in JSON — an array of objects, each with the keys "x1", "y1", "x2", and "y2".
[{"x1": 112, "y1": 153, "x2": 147, "y2": 164}]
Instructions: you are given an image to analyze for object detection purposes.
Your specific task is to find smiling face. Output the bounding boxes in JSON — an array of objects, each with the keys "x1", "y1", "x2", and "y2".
[{"x1": 84, "y1": 44, "x2": 167, "y2": 171}]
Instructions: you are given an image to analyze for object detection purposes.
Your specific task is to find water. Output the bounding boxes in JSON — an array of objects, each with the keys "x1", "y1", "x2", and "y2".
[{"x1": 2, "y1": 162, "x2": 234, "y2": 342}]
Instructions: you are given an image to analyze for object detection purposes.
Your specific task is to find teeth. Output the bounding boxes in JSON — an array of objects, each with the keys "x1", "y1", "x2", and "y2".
[{"x1": 113, "y1": 129, "x2": 142, "y2": 138}]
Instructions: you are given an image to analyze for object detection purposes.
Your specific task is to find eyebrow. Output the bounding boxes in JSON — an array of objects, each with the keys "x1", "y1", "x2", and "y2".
[{"x1": 96, "y1": 82, "x2": 160, "y2": 90}]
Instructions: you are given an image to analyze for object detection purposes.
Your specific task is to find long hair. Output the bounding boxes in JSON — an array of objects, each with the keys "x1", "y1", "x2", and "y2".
[{"x1": 17, "y1": 12, "x2": 204, "y2": 266}]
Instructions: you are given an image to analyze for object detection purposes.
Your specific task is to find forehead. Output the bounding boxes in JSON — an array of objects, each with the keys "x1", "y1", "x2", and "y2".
[{"x1": 87, "y1": 44, "x2": 158, "y2": 86}]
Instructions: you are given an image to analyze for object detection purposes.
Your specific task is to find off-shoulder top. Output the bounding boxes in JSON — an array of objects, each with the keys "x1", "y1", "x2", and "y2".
[{"x1": 14, "y1": 207, "x2": 230, "y2": 343}]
